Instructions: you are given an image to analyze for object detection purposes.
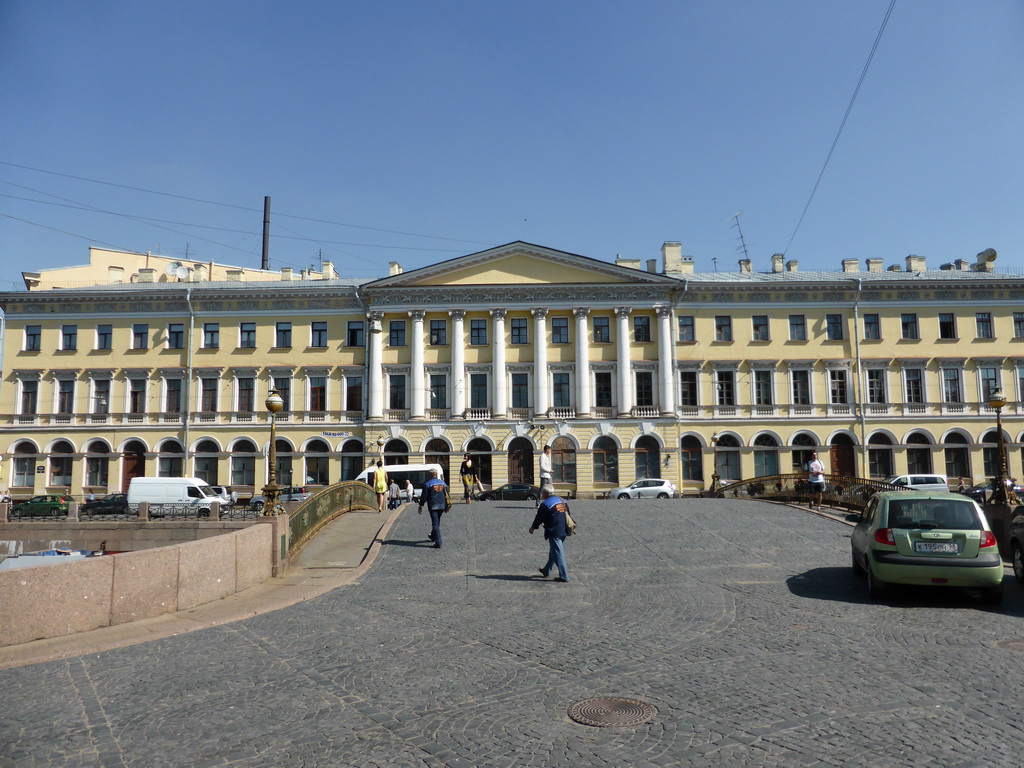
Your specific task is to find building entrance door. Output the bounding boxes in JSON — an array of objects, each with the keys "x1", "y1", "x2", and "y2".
[
  {"x1": 121, "y1": 440, "x2": 147, "y2": 492},
  {"x1": 830, "y1": 435, "x2": 856, "y2": 477},
  {"x1": 508, "y1": 437, "x2": 534, "y2": 484}
]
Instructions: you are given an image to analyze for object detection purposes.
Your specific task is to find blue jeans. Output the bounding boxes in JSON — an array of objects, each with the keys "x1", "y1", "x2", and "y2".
[
  {"x1": 540, "y1": 536, "x2": 568, "y2": 580},
  {"x1": 429, "y1": 508, "x2": 443, "y2": 546}
]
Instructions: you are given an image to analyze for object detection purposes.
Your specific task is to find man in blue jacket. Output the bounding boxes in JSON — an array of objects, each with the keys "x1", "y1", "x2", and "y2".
[
  {"x1": 418, "y1": 469, "x2": 449, "y2": 549},
  {"x1": 529, "y1": 485, "x2": 571, "y2": 582}
]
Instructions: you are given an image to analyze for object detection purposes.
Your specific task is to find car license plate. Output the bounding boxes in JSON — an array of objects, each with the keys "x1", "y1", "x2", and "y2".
[{"x1": 914, "y1": 541, "x2": 958, "y2": 554}]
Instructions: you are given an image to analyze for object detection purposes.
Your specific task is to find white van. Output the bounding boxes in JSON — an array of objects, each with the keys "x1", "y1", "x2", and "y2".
[
  {"x1": 354, "y1": 463, "x2": 445, "y2": 502},
  {"x1": 885, "y1": 474, "x2": 949, "y2": 492},
  {"x1": 127, "y1": 477, "x2": 216, "y2": 517}
]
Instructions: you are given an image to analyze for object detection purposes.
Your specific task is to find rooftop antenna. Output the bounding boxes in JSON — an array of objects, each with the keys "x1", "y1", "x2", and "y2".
[{"x1": 727, "y1": 212, "x2": 750, "y2": 262}]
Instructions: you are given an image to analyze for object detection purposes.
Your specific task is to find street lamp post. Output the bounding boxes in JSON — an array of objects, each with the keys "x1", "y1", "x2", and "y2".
[
  {"x1": 708, "y1": 432, "x2": 721, "y2": 495},
  {"x1": 261, "y1": 389, "x2": 284, "y2": 514},
  {"x1": 988, "y1": 388, "x2": 1017, "y2": 505}
]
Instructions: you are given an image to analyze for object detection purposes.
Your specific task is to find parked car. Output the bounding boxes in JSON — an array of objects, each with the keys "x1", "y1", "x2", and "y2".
[
  {"x1": 248, "y1": 486, "x2": 313, "y2": 513},
  {"x1": 884, "y1": 474, "x2": 949, "y2": 492},
  {"x1": 960, "y1": 479, "x2": 1024, "y2": 505},
  {"x1": 850, "y1": 490, "x2": 1004, "y2": 604},
  {"x1": 207, "y1": 486, "x2": 237, "y2": 506},
  {"x1": 476, "y1": 483, "x2": 541, "y2": 502},
  {"x1": 610, "y1": 479, "x2": 679, "y2": 500},
  {"x1": 81, "y1": 493, "x2": 129, "y2": 515},
  {"x1": 12, "y1": 494, "x2": 71, "y2": 517},
  {"x1": 1008, "y1": 512, "x2": 1024, "y2": 583}
]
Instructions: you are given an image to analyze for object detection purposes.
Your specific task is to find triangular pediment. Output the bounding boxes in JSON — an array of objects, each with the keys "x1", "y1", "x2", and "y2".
[{"x1": 365, "y1": 242, "x2": 677, "y2": 289}]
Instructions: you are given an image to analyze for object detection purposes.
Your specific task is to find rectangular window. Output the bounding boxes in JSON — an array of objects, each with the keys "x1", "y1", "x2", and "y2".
[
  {"x1": 867, "y1": 370, "x2": 887, "y2": 404},
  {"x1": 57, "y1": 379, "x2": 74, "y2": 414},
  {"x1": 678, "y1": 315, "x2": 695, "y2": 342},
  {"x1": 25, "y1": 325, "x2": 41, "y2": 351},
  {"x1": 979, "y1": 366, "x2": 999, "y2": 400},
  {"x1": 715, "y1": 370, "x2": 735, "y2": 406},
  {"x1": 429, "y1": 374, "x2": 447, "y2": 409},
  {"x1": 900, "y1": 313, "x2": 919, "y2": 340},
  {"x1": 231, "y1": 456, "x2": 255, "y2": 486},
  {"x1": 201, "y1": 378, "x2": 218, "y2": 412},
  {"x1": 753, "y1": 370, "x2": 772, "y2": 405},
  {"x1": 96, "y1": 325, "x2": 112, "y2": 350},
  {"x1": 388, "y1": 320, "x2": 407, "y2": 347},
  {"x1": 347, "y1": 321, "x2": 364, "y2": 347},
  {"x1": 679, "y1": 371, "x2": 698, "y2": 406},
  {"x1": 345, "y1": 376, "x2": 363, "y2": 412},
  {"x1": 311, "y1": 321, "x2": 328, "y2": 348},
  {"x1": 237, "y1": 377, "x2": 255, "y2": 412},
  {"x1": 593, "y1": 316, "x2": 611, "y2": 343},
  {"x1": 275, "y1": 322, "x2": 292, "y2": 348},
  {"x1": 129, "y1": 379, "x2": 146, "y2": 413},
  {"x1": 310, "y1": 376, "x2": 326, "y2": 411},
  {"x1": 863, "y1": 314, "x2": 880, "y2": 340},
  {"x1": 510, "y1": 318, "x2": 528, "y2": 345},
  {"x1": 203, "y1": 323, "x2": 220, "y2": 349},
  {"x1": 551, "y1": 317, "x2": 569, "y2": 344},
  {"x1": 240, "y1": 322, "x2": 256, "y2": 349},
  {"x1": 429, "y1": 319, "x2": 447, "y2": 345},
  {"x1": 791, "y1": 370, "x2": 810, "y2": 405},
  {"x1": 163, "y1": 378, "x2": 182, "y2": 413},
  {"x1": 826, "y1": 314, "x2": 844, "y2": 341},
  {"x1": 715, "y1": 316, "x2": 732, "y2": 342},
  {"x1": 976, "y1": 312, "x2": 993, "y2": 339},
  {"x1": 829, "y1": 370, "x2": 848, "y2": 404},
  {"x1": 1014, "y1": 312, "x2": 1024, "y2": 339},
  {"x1": 633, "y1": 316, "x2": 651, "y2": 343},
  {"x1": 94, "y1": 379, "x2": 110, "y2": 414},
  {"x1": 939, "y1": 313, "x2": 957, "y2": 339},
  {"x1": 469, "y1": 319, "x2": 487, "y2": 346},
  {"x1": 552, "y1": 373, "x2": 571, "y2": 408},
  {"x1": 594, "y1": 371, "x2": 613, "y2": 408},
  {"x1": 167, "y1": 323, "x2": 184, "y2": 349},
  {"x1": 20, "y1": 381, "x2": 38, "y2": 414},
  {"x1": 272, "y1": 377, "x2": 291, "y2": 412},
  {"x1": 635, "y1": 371, "x2": 654, "y2": 407},
  {"x1": 511, "y1": 373, "x2": 530, "y2": 408},
  {"x1": 752, "y1": 315, "x2": 770, "y2": 342},
  {"x1": 389, "y1": 374, "x2": 406, "y2": 410},
  {"x1": 905, "y1": 368, "x2": 924, "y2": 404},
  {"x1": 61, "y1": 325, "x2": 77, "y2": 351},
  {"x1": 470, "y1": 373, "x2": 488, "y2": 408},
  {"x1": 788, "y1": 315, "x2": 806, "y2": 341},
  {"x1": 942, "y1": 369, "x2": 962, "y2": 403},
  {"x1": 133, "y1": 323, "x2": 149, "y2": 349}
]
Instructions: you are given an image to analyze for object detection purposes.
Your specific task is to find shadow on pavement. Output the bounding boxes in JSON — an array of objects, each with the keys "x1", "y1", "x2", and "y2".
[
  {"x1": 471, "y1": 574, "x2": 542, "y2": 582},
  {"x1": 382, "y1": 539, "x2": 437, "y2": 548}
]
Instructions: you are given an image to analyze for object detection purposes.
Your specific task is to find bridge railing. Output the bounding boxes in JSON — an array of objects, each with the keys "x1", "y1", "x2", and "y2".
[
  {"x1": 707, "y1": 474, "x2": 901, "y2": 512},
  {"x1": 286, "y1": 481, "x2": 377, "y2": 556}
]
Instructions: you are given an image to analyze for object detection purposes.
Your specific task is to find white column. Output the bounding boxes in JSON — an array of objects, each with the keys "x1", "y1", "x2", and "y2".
[
  {"x1": 409, "y1": 310, "x2": 426, "y2": 420},
  {"x1": 574, "y1": 307, "x2": 590, "y2": 417},
  {"x1": 657, "y1": 305, "x2": 675, "y2": 416},
  {"x1": 491, "y1": 309, "x2": 507, "y2": 418},
  {"x1": 367, "y1": 312, "x2": 384, "y2": 421},
  {"x1": 532, "y1": 308, "x2": 549, "y2": 418},
  {"x1": 615, "y1": 306, "x2": 632, "y2": 417},
  {"x1": 450, "y1": 309, "x2": 466, "y2": 419}
]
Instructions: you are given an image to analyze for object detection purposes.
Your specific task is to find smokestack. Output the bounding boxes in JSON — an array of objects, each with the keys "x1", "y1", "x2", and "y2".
[{"x1": 261, "y1": 196, "x2": 271, "y2": 270}]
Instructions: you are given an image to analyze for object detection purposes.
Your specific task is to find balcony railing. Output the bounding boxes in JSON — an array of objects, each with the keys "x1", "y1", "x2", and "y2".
[{"x1": 465, "y1": 408, "x2": 491, "y2": 420}]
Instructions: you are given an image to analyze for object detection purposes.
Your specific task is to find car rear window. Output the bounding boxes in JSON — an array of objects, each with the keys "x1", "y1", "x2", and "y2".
[{"x1": 887, "y1": 499, "x2": 982, "y2": 530}]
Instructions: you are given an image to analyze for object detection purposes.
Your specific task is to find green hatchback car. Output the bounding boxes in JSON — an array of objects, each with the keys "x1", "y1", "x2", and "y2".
[
  {"x1": 850, "y1": 490, "x2": 1004, "y2": 604},
  {"x1": 12, "y1": 494, "x2": 71, "y2": 518}
]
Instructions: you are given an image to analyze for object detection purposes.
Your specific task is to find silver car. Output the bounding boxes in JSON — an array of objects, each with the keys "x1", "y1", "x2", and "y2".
[{"x1": 611, "y1": 479, "x2": 679, "y2": 500}]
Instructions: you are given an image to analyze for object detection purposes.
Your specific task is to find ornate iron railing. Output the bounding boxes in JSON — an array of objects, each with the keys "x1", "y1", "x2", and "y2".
[
  {"x1": 286, "y1": 480, "x2": 377, "y2": 556},
  {"x1": 707, "y1": 473, "x2": 901, "y2": 512}
]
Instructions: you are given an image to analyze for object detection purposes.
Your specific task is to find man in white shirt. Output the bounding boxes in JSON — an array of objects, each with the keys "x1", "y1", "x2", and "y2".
[
  {"x1": 808, "y1": 452, "x2": 825, "y2": 509},
  {"x1": 539, "y1": 445, "x2": 553, "y2": 487}
]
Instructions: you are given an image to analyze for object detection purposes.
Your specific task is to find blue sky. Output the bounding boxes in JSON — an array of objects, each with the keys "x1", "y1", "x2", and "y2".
[{"x1": 1, "y1": 1, "x2": 1022, "y2": 287}]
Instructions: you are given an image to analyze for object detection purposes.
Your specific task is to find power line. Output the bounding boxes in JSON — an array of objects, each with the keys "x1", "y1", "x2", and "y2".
[{"x1": 783, "y1": 0, "x2": 897, "y2": 256}]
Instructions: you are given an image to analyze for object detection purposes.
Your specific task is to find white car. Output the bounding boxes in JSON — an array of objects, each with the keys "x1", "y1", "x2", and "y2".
[
  {"x1": 611, "y1": 479, "x2": 679, "y2": 500},
  {"x1": 208, "y1": 485, "x2": 237, "y2": 506}
]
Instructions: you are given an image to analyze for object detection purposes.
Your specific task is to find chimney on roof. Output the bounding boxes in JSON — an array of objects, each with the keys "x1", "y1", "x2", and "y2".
[
  {"x1": 661, "y1": 242, "x2": 684, "y2": 275},
  {"x1": 678, "y1": 255, "x2": 695, "y2": 274},
  {"x1": 905, "y1": 254, "x2": 926, "y2": 272},
  {"x1": 842, "y1": 259, "x2": 859, "y2": 273},
  {"x1": 321, "y1": 260, "x2": 337, "y2": 278},
  {"x1": 280, "y1": 268, "x2": 293, "y2": 280},
  {"x1": 739, "y1": 259, "x2": 752, "y2": 273},
  {"x1": 389, "y1": 261, "x2": 403, "y2": 276},
  {"x1": 771, "y1": 253, "x2": 784, "y2": 273},
  {"x1": 786, "y1": 260, "x2": 798, "y2": 272},
  {"x1": 866, "y1": 258, "x2": 883, "y2": 272},
  {"x1": 616, "y1": 255, "x2": 642, "y2": 270},
  {"x1": 137, "y1": 268, "x2": 156, "y2": 283},
  {"x1": 887, "y1": 264, "x2": 902, "y2": 272},
  {"x1": 955, "y1": 258, "x2": 970, "y2": 270},
  {"x1": 974, "y1": 248, "x2": 997, "y2": 272},
  {"x1": 227, "y1": 269, "x2": 244, "y2": 282},
  {"x1": 646, "y1": 259, "x2": 658, "y2": 273}
]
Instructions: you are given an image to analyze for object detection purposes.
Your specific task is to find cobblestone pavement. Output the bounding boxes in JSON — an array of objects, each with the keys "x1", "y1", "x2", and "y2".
[{"x1": 4, "y1": 498, "x2": 1024, "y2": 767}]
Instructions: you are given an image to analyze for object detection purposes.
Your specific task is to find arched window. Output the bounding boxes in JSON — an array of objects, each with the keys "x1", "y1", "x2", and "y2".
[
  {"x1": 867, "y1": 433, "x2": 894, "y2": 478},
  {"x1": 791, "y1": 433, "x2": 817, "y2": 472},
  {"x1": 158, "y1": 439, "x2": 185, "y2": 477},
  {"x1": 680, "y1": 436, "x2": 702, "y2": 482},
  {"x1": 384, "y1": 439, "x2": 409, "y2": 466},
  {"x1": 906, "y1": 432, "x2": 933, "y2": 474},
  {"x1": 943, "y1": 433, "x2": 971, "y2": 480},
  {"x1": 195, "y1": 439, "x2": 220, "y2": 485},
  {"x1": 593, "y1": 436, "x2": 618, "y2": 484},
  {"x1": 50, "y1": 440, "x2": 74, "y2": 487},
  {"x1": 86, "y1": 440, "x2": 111, "y2": 489},
  {"x1": 425, "y1": 438, "x2": 451, "y2": 482},
  {"x1": 340, "y1": 439, "x2": 364, "y2": 482},
  {"x1": 231, "y1": 439, "x2": 258, "y2": 487},
  {"x1": 305, "y1": 439, "x2": 330, "y2": 485},
  {"x1": 551, "y1": 436, "x2": 576, "y2": 483},
  {"x1": 715, "y1": 434, "x2": 740, "y2": 482},
  {"x1": 13, "y1": 442, "x2": 39, "y2": 488},
  {"x1": 467, "y1": 438, "x2": 492, "y2": 485},
  {"x1": 635, "y1": 435, "x2": 660, "y2": 480},
  {"x1": 753, "y1": 434, "x2": 779, "y2": 476}
]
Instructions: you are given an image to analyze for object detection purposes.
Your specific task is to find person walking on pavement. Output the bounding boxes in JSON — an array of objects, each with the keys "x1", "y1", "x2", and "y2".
[
  {"x1": 388, "y1": 479, "x2": 401, "y2": 509},
  {"x1": 405, "y1": 478, "x2": 415, "y2": 505},
  {"x1": 807, "y1": 452, "x2": 825, "y2": 510},
  {"x1": 539, "y1": 445, "x2": 553, "y2": 488},
  {"x1": 372, "y1": 460, "x2": 389, "y2": 513},
  {"x1": 460, "y1": 453, "x2": 479, "y2": 504},
  {"x1": 530, "y1": 485, "x2": 571, "y2": 582},
  {"x1": 418, "y1": 468, "x2": 450, "y2": 548}
]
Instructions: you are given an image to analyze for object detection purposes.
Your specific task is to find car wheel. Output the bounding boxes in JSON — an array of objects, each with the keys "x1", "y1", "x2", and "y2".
[
  {"x1": 50, "y1": 507, "x2": 60, "y2": 515},
  {"x1": 252, "y1": 501, "x2": 264, "y2": 513},
  {"x1": 525, "y1": 494, "x2": 537, "y2": 501},
  {"x1": 982, "y1": 584, "x2": 1004, "y2": 606},
  {"x1": 657, "y1": 492, "x2": 669, "y2": 499},
  {"x1": 617, "y1": 493, "x2": 630, "y2": 500},
  {"x1": 866, "y1": 562, "x2": 886, "y2": 599},
  {"x1": 1013, "y1": 543, "x2": 1024, "y2": 584},
  {"x1": 198, "y1": 509, "x2": 210, "y2": 519}
]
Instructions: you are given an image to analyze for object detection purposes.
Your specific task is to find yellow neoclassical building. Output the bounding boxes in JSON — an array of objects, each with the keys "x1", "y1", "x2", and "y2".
[{"x1": 0, "y1": 242, "x2": 1021, "y2": 500}]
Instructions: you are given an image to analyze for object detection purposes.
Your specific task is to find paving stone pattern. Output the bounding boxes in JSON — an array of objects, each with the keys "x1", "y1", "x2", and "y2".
[{"x1": 4, "y1": 498, "x2": 1024, "y2": 767}]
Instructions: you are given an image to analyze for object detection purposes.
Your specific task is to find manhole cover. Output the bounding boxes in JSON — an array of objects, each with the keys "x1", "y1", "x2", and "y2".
[
  {"x1": 567, "y1": 697, "x2": 657, "y2": 727},
  {"x1": 995, "y1": 639, "x2": 1024, "y2": 652}
]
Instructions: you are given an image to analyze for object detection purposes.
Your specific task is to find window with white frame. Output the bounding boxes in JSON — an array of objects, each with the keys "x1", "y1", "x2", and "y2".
[
  {"x1": 511, "y1": 372, "x2": 530, "y2": 408},
  {"x1": 20, "y1": 379, "x2": 39, "y2": 415},
  {"x1": 867, "y1": 369, "x2": 887, "y2": 404},
  {"x1": 978, "y1": 365, "x2": 1000, "y2": 401},
  {"x1": 56, "y1": 378, "x2": 74, "y2": 414},
  {"x1": 942, "y1": 368, "x2": 962, "y2": 403},
  {"x1": 715, "y1": 370, "x2": 735, "y2": 406},
  {"x1": 310, "y1": 376, "x2": 327, "y2": 411},
  {"x1": 634, "y1": 371, "x2": 654, "y2": 407},
  {"x1": 470, "y1": 373, "x2": 488, "y2": 409},
  {"x1": 753, "y1": 369, "x2": 773, "y2": 405},
  {"x1": 96, "y1": 324, "x2": 112, "y2": 350},
  {"x1": 128, "y1": 378, "x2": 147, "y2": 413},
  {"x1": 200, "y1": 377, "x2": 218, "y2": 412},
  {"x1": 24, "y1": 325, "x2": 41, "y2": 351},
  {"x1": 344, "y1": 375, "x2": 362, "y2": 412},
  {"x1": 164, "y1": 378, "x2": 182, "y2": 413},
  {"x1": 904, "y1": 368, "x2": 925, "y2": 404},
  {"x1": 678, "y1": 315, "x2": 695, "y2": 342},
  {"x1": 388, "y1": 374, "x2": 406, "y2": 410},
  {"x1": 237, "y1": 376, "x2": 256, "y2": 413},
  {"x1": 752, "y1": 315, "x2": 770, "y2": 342},
  {"x1": 469, "y1": 319, "x2": 487, "y2": 346},
  {"x1": 828, "y1": 369, "x2": 849, "y2": 404},
  {"x1": 791, "y1": 369, "x2": 811, "y2": 405},
  {"x1": 551, "y1": 316, "x2": 569, "y2": 344},
  {"x1": 429, "y1": 374, "x2": 448, "y2": 409},
  {"x1": 679, "y1": 370, "x2": 698, "y2": 406},
  {"x1": 93, "y1": 379, "x2": 111, "y2": 414}
]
